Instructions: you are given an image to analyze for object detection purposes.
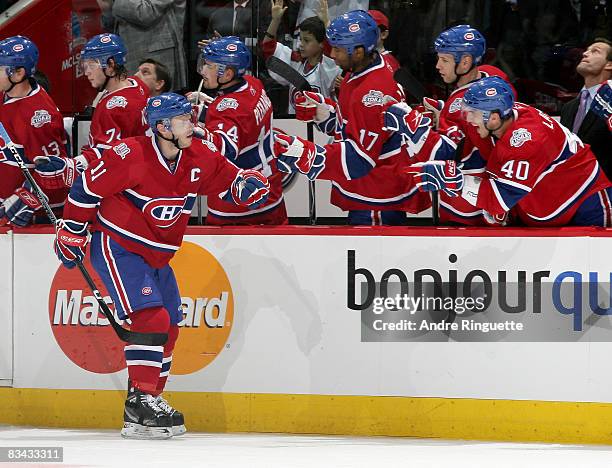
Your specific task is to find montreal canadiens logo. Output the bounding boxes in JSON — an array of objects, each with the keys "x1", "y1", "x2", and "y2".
[
  {"x1": 143, "y1": 198, "x2": 186, "y2": 228},
  {"x1": 349, "y1": 23, "x2": 360, "y2": 33},
  {"x1": 485, "y1": 87, "x2": 497, "y2": 97},
  {"x1": 227, "y1": 43, "x2": 238, "y2": 52},
  {"x1": 151, "y1": 99, "x2": 162, "y2": 107},
  {"x1": 464, "y1": 32, "x2": 475, "y2": 41},
  {"x1": 13, "y1": 44, "x2": 24, "y2": 52},
  {"x1": 142, "y1": 287, "x2": 153, "y2": 296},
  {"x1": 100, "y1": 35, "x2": 112, "y2": 43}
]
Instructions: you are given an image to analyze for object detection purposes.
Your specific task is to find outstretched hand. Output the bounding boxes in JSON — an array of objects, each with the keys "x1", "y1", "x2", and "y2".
[
  {"x1": 198, "y1": 30, "x2": 222, "y2": 50},
  {"x1": 318, "y1": 0, "x2": 330, "y2": 26},
  {"x1": 271, "y1": 0, "x2": 287, "y2": 20}
]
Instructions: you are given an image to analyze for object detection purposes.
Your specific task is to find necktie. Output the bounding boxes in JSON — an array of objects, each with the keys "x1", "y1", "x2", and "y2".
[
  {"x1": 233, "y1": 5, "x2": 244, "y2": 34},
  {"x1": 572, "y1": 89, "x2": 589, "y2": 133}
]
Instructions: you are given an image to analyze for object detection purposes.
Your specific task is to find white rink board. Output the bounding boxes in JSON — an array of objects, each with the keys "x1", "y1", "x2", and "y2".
[
  {"x1": 0, "y1": 231, "x2": 12, "y2": 382},
  {"x1": 10, "y1": 231, "x2": 612, "y2": 402}
]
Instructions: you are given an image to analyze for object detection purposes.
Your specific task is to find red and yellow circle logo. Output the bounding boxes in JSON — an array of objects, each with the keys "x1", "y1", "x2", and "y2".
[{"x1": 48, "y1": 241, "x2": 234, "y2": 375}]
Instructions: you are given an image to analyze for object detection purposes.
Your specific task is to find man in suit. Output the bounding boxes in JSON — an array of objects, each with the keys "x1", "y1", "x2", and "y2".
[
  {"x1": 560, "y1": 38, "x2": 612, "y2": 178},
  {"x1": 97, "y1": 0, "x2": 188, "y2": 89},
  {"x1": 206, "y1": 0, "x2": 270, "y2": 43}
]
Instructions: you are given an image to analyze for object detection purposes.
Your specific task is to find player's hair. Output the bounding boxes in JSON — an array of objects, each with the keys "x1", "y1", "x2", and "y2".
[
  {"x1": 109, "y1": 60, "x2": 128, "y2": 80},
  {"x1": 33, "y1": 69, "x2": 50, "y2": 93},
  {"x1": 299, "y1": 16, "x2": 326, "y2": 43},
  {"x1": 591, "y1": 37, "x2": 612, "y2": 62},
  {"x1": 139, "y1": 58, "x2": 172, "y2": 92}
]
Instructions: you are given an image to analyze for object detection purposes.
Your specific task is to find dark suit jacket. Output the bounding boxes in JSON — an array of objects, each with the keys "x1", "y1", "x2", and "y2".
[
  {"x1": 206, "y1": 1, "x2": 270, "y2": 40},
  {"x1": 560, "y1": 97, "x2": 612, "y2": 180}
]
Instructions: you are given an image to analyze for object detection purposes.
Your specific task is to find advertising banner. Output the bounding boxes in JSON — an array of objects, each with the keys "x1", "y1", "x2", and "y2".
[
  {"x1": 0, "y1": 230, "x2": 12, "y2": 383},
  {"x1": 11, "y1": 231, "x2": 612, "y2": 403}
]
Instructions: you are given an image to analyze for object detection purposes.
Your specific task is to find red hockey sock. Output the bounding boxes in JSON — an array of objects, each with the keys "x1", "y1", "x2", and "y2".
[
  {"x1": 125, "y1": 306, "x2": 170, "y2": 394},
  {"x1": 155, "y1": 325, "x2": 179, "y2": 395}
]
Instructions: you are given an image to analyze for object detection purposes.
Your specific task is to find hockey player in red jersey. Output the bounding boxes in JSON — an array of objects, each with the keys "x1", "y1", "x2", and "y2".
[
  {"x1": 0, "y1": 36, "x2": 69, "y2": 226},
  {"x1": 53, "y1": 93, "x2": 270, "y2": 439},
  {"x1": 273, "y1": 9, "x2": 429, "y2": 225},
  {"x1": 197, "y1": 36, "x2": 287, "y2": 224},
  {"x1": 408, "y1": 76, "x2": 612, "y2": 226},
  {"x1": 81, "y1": 34, "x2": 149, "y2": 150},
  {"x1": 417, "y1": 25, "x2": 517, "y2": 225},
  {"x1": 35, "y1": 34, "x2": 150, "y2": 189}
]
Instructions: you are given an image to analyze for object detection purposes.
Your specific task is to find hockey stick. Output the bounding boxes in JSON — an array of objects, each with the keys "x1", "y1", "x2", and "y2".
[
  {"x1": 393, "y1": 67, "x2": 427, "y2": 103},
  {"x1": 266, "y1": 56, "x2": 317, "y2": 225},
  {"x1": 0, "y1": 123, "x2": 167, "y2": 346},
  {"x1": 266, "y1": 56, "x2": 312, "y2": 93},
  {"x1": 431, "y1": 192, "x2": 439, "y2": 226},
  {"x1": 305, "y1": 120, "x2": 316, "y2": 225},
  {"x1": 196, "y1": 78, "x2": 205, "y2": 226}
]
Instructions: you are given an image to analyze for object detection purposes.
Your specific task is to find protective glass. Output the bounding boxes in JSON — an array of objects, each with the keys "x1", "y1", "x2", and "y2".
[
  {"x1": 79, "y1": 58, "x2": 103, "y2": 74},
  {"x1": 170, "y1": 114, "x2": 196, "y2": 134},
  {"x1": 460, "y1": 102, "x2": 486, "y2": 125},
  {"x1": 196, "y1": 56, "x2": 219, "y2": 76}
]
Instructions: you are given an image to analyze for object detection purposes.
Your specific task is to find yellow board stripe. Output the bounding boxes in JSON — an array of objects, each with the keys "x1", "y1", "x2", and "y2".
[{"x1": 2, "y1": 388, "x2": 612, "y2": 445}]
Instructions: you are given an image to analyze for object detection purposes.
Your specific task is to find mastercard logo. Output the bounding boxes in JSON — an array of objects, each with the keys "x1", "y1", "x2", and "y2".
[{"x1": 48, "y1": 241, "x2": 234, "y2": 375}]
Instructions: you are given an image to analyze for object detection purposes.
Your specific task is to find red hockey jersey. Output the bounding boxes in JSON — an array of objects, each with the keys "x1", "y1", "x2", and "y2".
[
  {"x1": 316, "y1": 53, "x2": 429, "y2": 213},
  {"x1": 0, "y1": 80, "x2": 68, "y2": 209},
  {"x1": 64, "y1": 135, "x2": 241, "y2": 268},
  {"x1": 466, "y1": 103, "x2": 610, "y2": 226},
  {"x1": 435, "y1": 66, "x2": 510, "y2": 225},
  {"x1": 86, "y1": 77, "x2": 149, "y2": 152},
  {"x1": 381, "y1": 50, "x2": 400, "y2": 73},
  {"x1": 203, "y1": 75, "x2": 286, "y2": 224}
]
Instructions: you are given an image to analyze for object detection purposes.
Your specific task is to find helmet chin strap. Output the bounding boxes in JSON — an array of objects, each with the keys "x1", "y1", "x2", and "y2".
[
  {"x1": 98, "y1": 72, "x2": 113, "y2": 92},
  {"x1": 347, "y1": 51, "x2": 355, "y2": 73},
  {"x1": 5, "y1": 70, "x2": 27, "y2": 94},
  {"x1": 97, "y1": 62, "x2": 117, "y2": 92},
  {"x1": 450, "y1": 61, "x2": 477, "y2": 86},
  {"x1": 346, "y1": 47, "x2": 372, "y2": 73},
  {"x1": 215, "y1": 66, "x2": 236, "y2": 90},
  {"x1": 484, "y1": 113, "x2": 505, "y2": 137},
  {"x1": 157, "y1": 131, "x2": 185, "y2": 150}
]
